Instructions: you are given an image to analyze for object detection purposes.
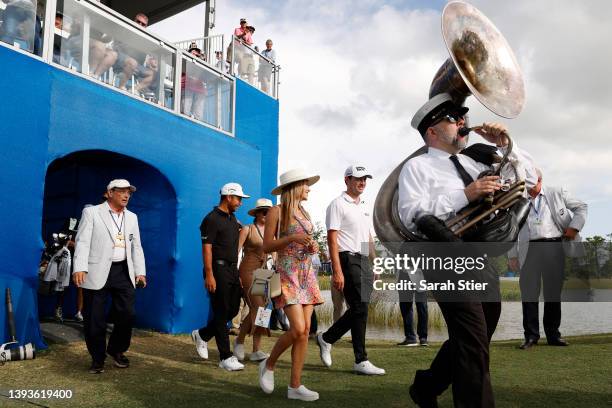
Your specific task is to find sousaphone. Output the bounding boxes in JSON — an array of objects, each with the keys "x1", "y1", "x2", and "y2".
[{"x1": 373, "y1": 0, "x2": 526, "y2": 244}]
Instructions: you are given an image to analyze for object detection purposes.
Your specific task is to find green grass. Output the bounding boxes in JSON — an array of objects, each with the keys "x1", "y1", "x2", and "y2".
[{"x1": 2, "y1": 332, "x2": 611, "y2": 407}]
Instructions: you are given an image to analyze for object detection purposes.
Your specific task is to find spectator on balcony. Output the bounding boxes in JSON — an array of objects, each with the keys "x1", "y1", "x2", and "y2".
[
  {"x1": 181, "y1": 43, "x2": 207, "y2": 121},
  {"x1": 233, "y1": 18, "x2": 250, "y2": 45},
  {"x1": 215, "y1": 51, "x2": 229, "y2": 73},
  {"x1": 238, "y1": 25, "x2": 256, "y2": 84},
  {"x1": 112, "y1": 13, "x2": 156, "y2": 92},
  {"x1": 258, "y1": 39, "x2": 276, "y2": 95},
  {"x1": 52, "y1": 12, "x2": 64, "y2": 64},
  {"x1": 64, "y1": 19, "x2": 117, "y2": 79},
  {"x1": 0, "y1": 0, "x2": 36, "y2": 52}
]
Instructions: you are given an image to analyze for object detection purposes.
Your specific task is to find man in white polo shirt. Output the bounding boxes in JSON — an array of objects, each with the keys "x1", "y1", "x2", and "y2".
[{"x1": 316, "y1": 165, "x2": 385, "y2": 376}]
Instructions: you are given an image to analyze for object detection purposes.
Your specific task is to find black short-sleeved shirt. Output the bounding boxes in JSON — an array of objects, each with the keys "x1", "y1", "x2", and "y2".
[{"x1": 200, "y1": 207, "x2": 241, "y2": 263}]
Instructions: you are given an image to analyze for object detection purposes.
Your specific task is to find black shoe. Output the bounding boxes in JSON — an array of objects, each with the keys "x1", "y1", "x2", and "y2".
[
  {"x1": 419, "y1": 338, "x2": 429, "y2": 347},
  {"x1": 519, "y1": 338, "x2": 538, "y2": 350},
  {"x1": 547, "y1": 338, "x2": 569, "y2": 346},
  {"x1": 409, "y1": 384, "x2": 438, "y2": 408},
  {"x1": 397, "y1": 338, "x2": 419, "y2": 347},
  {"x1": 108, "y1": 352, "x2": 130, "y2": 368},
  {"x1": 89, "y1": 361, "x2": 105, "y2": 374}
]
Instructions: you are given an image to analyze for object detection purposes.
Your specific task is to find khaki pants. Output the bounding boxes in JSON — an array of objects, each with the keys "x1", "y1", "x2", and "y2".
[{"x1": 231, "y1": 297, "x2": 249, "y2": 329}]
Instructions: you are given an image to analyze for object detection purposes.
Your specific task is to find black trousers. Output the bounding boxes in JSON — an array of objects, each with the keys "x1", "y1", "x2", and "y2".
[
  {"x1": 198, "y1": 263, "x2": 241, "y2": 360},
  {"x1": 82, "y1": 261, "x2": 135, "y2": 364},
  {"x1": 399, "y1": 290, "x2": 428, "y2": 341},
  {"x1": 520, "y1": 242, "x2": 565, "y2": 341},
  {"x1": 414, "y1": 300, "x2": 501, "y2": 408},
  {"x1": 322, "y1": 252, "x2": 371, "y2": 364}
]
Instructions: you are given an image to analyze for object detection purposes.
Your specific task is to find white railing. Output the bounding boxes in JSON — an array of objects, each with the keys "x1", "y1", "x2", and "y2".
[
  {"x1": 175, "y1": 34, "x2": 226, "y2": 73},
  {"x1": 176, "y1": 34, "x2": 280, "y2": 99},
  {"x1": 0, "y1": 0, "x2": 236, "y2": 135},
  {"x1": 229, "y1": 35, "x2": 280, "y2": 99}
]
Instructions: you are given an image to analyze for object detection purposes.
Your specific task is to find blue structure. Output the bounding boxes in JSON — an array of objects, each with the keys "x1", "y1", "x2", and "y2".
[{"x1": 0, "y1": 43, "x2": 279, "y2": 349}]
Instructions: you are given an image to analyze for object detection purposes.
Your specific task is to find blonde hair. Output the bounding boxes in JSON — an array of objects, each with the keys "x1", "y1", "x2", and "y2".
[{"x1": 279, "y1": 181, "x2": 311, "y2": 234}]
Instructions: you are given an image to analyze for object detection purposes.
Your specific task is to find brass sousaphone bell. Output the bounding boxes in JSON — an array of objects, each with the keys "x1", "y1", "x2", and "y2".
[{"x1": 373, "y1": 0, "x2": 526, "y2": 243}]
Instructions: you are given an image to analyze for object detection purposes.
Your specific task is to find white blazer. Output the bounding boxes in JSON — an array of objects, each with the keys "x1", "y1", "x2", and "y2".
[{"x1": 73, "y1": 203, "x2": 146, "y2": 290}]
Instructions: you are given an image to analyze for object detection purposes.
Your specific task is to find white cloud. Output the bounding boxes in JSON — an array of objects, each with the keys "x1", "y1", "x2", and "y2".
[{"x1": 152, "y1": 0, "x2": 612, "y2": 238}]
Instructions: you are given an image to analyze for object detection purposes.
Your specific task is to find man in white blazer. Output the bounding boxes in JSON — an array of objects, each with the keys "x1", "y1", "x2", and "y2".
[
  {"x1": 73, "y1": 179, "x2": 146, "y2": 373},
  {"x1": 508, "y1": 169, "x2": 587, "y2": 349}
]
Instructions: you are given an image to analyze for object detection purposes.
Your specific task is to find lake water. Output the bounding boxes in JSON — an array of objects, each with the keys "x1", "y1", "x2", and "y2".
[{"x1": 317, "y1": 290, "x2": 612, "y2": 342}]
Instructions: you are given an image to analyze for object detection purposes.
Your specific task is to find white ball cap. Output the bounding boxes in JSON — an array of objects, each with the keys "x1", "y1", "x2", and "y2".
[
  {"x1": 107, "y1": 179, "x2": 136, "y2": 192},
  {"x1": 344, "y1": 165, "x2": 372, "y2": 179},
  {"x1": 220, "y1": 182, "x2": 251, "y2": 198}
]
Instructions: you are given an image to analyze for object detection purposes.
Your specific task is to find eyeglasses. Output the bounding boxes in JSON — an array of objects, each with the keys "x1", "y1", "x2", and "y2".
[{"x1": 135, "y1": 19, "x2": 147, "y2": 27}]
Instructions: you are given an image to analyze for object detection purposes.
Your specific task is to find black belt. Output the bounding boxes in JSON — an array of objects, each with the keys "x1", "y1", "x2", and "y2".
[
  {"x1": 340, "y1": 251, "x2": 367, "y2": 258},
  {"x1": 112, "y1": 260, "x2": 128, "y2": 265},
  {"x1": 215, "y1": 259, "x2": 238, "y2": 266},
  {"x1": 530, "y1": 237, "x2": 562, "y2": 242}
]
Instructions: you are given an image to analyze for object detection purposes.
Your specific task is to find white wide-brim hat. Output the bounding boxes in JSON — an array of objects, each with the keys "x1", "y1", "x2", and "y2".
[
  {"x1": 248, "y1": 198, "x2": 274, "y2": 216},
  {"x1": 271, "y1": 168, "x2": 320, "y2": 196}
]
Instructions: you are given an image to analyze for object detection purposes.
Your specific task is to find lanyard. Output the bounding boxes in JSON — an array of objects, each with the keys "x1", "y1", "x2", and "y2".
[
  {"x1": 531, "y1": 195, "x2": 543, "y2": 220},
  {"x1": 109, "y1": 210, "x2": 124, "y2": 233}
]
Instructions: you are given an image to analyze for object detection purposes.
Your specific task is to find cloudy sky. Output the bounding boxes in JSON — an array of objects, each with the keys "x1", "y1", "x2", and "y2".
[{"x1": 152, "y1": 0, "x2": 612, "y2": 238}]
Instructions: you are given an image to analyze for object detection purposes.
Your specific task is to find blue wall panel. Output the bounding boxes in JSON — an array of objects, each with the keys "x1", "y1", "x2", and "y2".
[
  {"x1": 0, "y1": 45, "x2": 279, "y2": 347},
  {"x1": 235, "y1": 79, "x2": 280, "y2": 200}
]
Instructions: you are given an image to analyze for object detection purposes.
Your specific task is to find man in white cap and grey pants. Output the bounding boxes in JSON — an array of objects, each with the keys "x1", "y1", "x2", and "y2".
[
  {"x1": 73, "y1": 179, "x2": 146, "y2": 374},
  {"x1": 192, "y1": 182, "x2": 250, "y2": 371},
  {"x1": 316, "y1": 165, "x2": 385, "y2": 375}
]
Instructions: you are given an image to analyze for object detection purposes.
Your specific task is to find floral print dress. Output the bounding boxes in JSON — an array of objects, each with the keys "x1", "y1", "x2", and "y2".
[{"x1": 273, "y1": 214, "x2": 323, "y2": 309}]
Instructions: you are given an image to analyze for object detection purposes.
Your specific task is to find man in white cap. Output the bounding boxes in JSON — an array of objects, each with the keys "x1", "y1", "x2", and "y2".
[
  {"x1": 73, "y1": 179, "x2": 146, "y2": 374},
  {"x1": 316, "y1": 165, "x2": 385, "y2": 376},
  {"x1": 399, "y1": 93, "x2": 537, "y2": 407},
  {"x1": 191, "y1": 182, "x2": 250, "y2": 371}
]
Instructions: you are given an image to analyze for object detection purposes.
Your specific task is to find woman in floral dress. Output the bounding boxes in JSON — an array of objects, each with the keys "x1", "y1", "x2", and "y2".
[{"x1": 258, "y1": 169, "x2": 323, "y2": 402}]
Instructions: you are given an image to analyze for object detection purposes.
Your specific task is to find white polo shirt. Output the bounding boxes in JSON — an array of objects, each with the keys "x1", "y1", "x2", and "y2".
[{"x1": 325, "y1": 192, "x2": 371, "y2": 255}]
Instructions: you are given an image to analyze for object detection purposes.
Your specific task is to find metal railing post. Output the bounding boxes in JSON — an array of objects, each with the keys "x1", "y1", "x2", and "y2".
[
  {"x1": 230, "y1": 35, "x2": 235, "y2": 76},
  {"x1": 174, "y1": 51, "x2": 183, "y2": 114},
  {"x1": 41, "y1": 0, "x2": 58, "y2": 63},
  {"x1": 81, "y1": 14, "x2": 91, "y2": 75}
]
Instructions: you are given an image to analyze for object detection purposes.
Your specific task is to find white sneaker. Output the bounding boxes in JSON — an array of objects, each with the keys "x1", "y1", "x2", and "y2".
[
  {"x1": 288, "y1": 385, "x2": 319, "y2": 401},
  {"x1": 234, "y1": 339, "x2": 245, "y2": 361},
  {"x1": 249, "y1": 350, "x2": 269, "y2": 362},
  {"x1": 259, "y1": 358, "x2": 274, "y2": 394},
  {"x1": 219, "y1": 356, "x2": 244, "y2": 371},
  {"x1": 354, "y1": 360, "x2": 386, "y2": 375},
  {"x1": 191, "y1": 330, "x2": 208, "y2": 360},
  {"x1": 316, "y1": 333, "x2": 332, "y2": 367},
  {"x1": 74, "y1": 311, "x2": 83, "y2": 322}
]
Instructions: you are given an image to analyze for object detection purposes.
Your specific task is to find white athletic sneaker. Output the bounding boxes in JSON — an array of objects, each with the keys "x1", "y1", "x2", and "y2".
[
  {"x1": 288, "y1": 385, "x2": 319, "y2": 401},
  {"x1": 259, "y1": 358, "x2": 274, "y2": 394},
  {"x1": 191, "y1": 329, "x2": 208, "y2": 360},
  {"x1": 219, "y1": 356, "x2": 244, "y2": 371},
  {"x1": 233, "y1": 339, "x2": 245, "y2": 361},
  {"x1": 354, "y1": 360, "x2": 386, "y2": 376},
  {"x1": 316, "y1": 333, "x2": 332, "y2": 367},
  {"x1": 74, "y1": 311, "x2": 83, "y2": 322},
  {"x1": 249, "y1": 350, "x2": 269, "y2": 362}
]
